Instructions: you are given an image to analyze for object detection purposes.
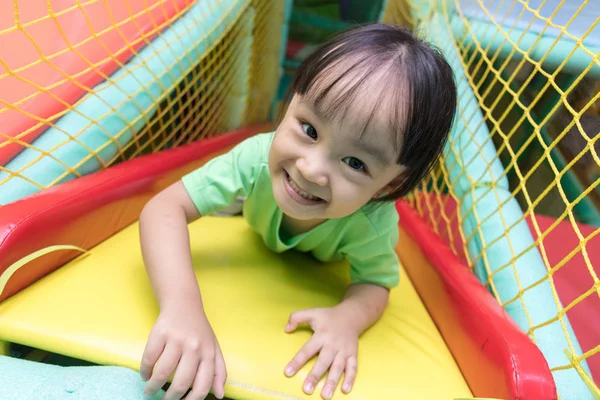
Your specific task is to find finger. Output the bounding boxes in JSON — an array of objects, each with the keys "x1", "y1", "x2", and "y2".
[
  {"x1": 140, "y1": 330, "x2": 166, "y2": 381},
  {"x1": 211, "y1": 344, "x2": 227, "y2": 399},
  {"x1": 303, "y1": 350, "x2": 336, "y2": 395},
  {"x1": 321, "y1": 354, "x2": 346, "y2": 400},
  {"x1": 144, "y1": 344, "x2": 181, "y2": 397},
  {"x1": 163, "y1": 352, "x2": 201, "y2": 400},
  {"x1": 284, "y1": 337, "x2": 321, "y2": 378},
  {"x1": 285, "y1": 309, "x2": 315, "y2": 333},
  {"x1": 341, "y1": 355, "x2": 358, "y2": 394},
  {"x1": 185, "y1": 350, "x2": 215, "y2": 400}
]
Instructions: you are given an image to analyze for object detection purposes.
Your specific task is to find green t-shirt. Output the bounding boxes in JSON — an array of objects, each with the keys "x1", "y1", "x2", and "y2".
[{"x1": 181, "y1": 132, "x2": 400, "y2": 288}]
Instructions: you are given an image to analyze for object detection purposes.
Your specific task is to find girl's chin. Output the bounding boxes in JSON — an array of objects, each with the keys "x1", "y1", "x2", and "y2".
[{"x1": 274, "y1": 193, "x2": 324, "y2": 220}]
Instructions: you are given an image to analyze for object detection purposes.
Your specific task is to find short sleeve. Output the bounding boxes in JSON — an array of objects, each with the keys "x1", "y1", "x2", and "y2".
[
  {"x1": 181, "y1": 133, "x2": 271, "y2": 216},
  {"x1": 340, "y1": 208, "x2": 401, "y2": 289}
]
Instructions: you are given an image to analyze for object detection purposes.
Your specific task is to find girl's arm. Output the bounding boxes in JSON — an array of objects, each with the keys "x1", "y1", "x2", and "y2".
[
  {"x1": 139, "y1": 181, "x2": 202, "y2": 314},
  {"x1": 335, "y1": 283, "x2": 389, "y2": 335},
  {"x1": 139, "y1": 181, "x2": 227, "y2": 400}
]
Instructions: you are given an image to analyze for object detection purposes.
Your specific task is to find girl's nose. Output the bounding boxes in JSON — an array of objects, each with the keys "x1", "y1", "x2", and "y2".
[{"x1": 295, "y1": 157, "x2": 329, "y2": 187}]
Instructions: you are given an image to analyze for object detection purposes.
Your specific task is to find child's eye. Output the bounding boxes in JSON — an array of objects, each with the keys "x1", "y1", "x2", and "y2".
[
  {"x1": 343, "y1": 157, "x2": 367, "y2": 172},
  {"x1": 301, "y1": 123, "x2": 318, "y2": 140}
]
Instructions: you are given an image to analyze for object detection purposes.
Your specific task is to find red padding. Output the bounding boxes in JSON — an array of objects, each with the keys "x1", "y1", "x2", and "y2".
[
  {"x1": 396, "y1": 200, "x2": 557, "y2": 400},
  {"x1": 0, "y1": 124, "x2": 271, "y2": 302}
]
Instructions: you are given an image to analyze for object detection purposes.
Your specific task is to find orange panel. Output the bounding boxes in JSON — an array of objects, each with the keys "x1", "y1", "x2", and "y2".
[{"x1": 0, "y1": 0, "x2": 194, "y2": 165}]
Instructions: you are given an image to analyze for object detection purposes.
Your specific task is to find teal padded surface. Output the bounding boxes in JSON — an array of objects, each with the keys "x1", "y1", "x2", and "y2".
[
  {"x1": 0, "y1": 355, "x2": 163, "y2": 400},
  {"x1": 270, "y1": 0, "x2": 294, "y2": 120}
]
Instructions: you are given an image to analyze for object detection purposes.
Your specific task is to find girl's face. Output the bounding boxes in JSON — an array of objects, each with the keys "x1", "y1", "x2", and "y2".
[{"x1": 268, "y1": 95, "x2": 404, "y2": 223}]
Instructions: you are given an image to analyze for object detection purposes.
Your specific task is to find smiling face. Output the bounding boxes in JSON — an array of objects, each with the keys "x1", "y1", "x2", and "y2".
[
  {"x1": 268, "y1": 95, "x2": 405, "y2": 223},
  {"x1": 269, "y1": 24, "x2": 458, "y2": 226}
]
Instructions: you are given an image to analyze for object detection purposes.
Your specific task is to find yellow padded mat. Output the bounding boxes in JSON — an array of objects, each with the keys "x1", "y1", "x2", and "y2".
[{"x1": 0, "y1": 217, "x2": 471, "y2": 399}]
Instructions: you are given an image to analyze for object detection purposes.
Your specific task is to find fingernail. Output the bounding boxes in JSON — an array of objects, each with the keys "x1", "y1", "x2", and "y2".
[
  {"x1": 143, "y1": 387, "x2": 155, "y2": 398},
  {"x1": 323, "y1": 388, "x2": 333, "y2": 399},
  {"x1": 342, "y1": 383, "x2": 351, "y2": 393},
  {"x1": 285, "y1": 365, "x2": 294, "y2": 376},
  {"x1": 304, "y1": 381, "x2": 314, "y2": 393}
]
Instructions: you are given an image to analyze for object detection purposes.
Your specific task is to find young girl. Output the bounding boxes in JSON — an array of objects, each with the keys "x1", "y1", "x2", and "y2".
[{"x1": 138, "y1": 24, "x2": 456, "y2": 400}]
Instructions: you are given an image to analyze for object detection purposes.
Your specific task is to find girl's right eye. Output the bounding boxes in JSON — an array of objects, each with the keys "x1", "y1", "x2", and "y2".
[{"x1": 301, "y1": 123, "x2": 318, "y2": 140}]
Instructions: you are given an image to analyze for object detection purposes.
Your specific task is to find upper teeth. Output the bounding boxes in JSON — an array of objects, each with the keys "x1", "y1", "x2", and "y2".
[{"x1": 288, "y1": 175, "x2": 319, "y2": 200}]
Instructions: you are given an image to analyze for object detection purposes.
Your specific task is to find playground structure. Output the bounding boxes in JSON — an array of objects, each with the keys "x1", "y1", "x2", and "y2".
[
  {"x1": 382, "y1": 1, "x2": 600, "y2": 398},
  {"x1": 0, "y1": 0, "x2": 598, "y2": 399}
]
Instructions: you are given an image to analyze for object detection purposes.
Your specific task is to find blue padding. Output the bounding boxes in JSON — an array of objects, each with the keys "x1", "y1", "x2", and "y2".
[
  {"x1": 0, "y1": 0, "x2": 250, "y2": 205},
  {"x1": 0, "y1": 356, "x2": 163, "y2": 400},
  {"x1": 280, "y1": 0, "x2": 294, "y2": 65},
  {"x1": 269, "y1": 0, "x2": 294, "y2": 120},
  {"x1": 424, "y1": 12, "x2": 593, "y2": 399}
]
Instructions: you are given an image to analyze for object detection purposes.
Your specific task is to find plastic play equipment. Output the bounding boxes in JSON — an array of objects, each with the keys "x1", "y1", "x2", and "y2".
[
  {"x1": 0, "y1": 0, "x2": 252, "y2": 205},
  {"x1": 0, "y1": 0, "x2": 290, "y2": 205},
  {"x1": 0, "y1": 0, "x2": 598, "y2": 398},
  {"x1": 380, "y1": 1, "x2": 600, "y2": 397},
  {"x1": 0, "y1": 356, "x2": 164, "y2": 400},
  {"x1": 0, "y1": 126, "x2": 555, "y2": 399},
  {"x1": 0, "y1": 0, "x2": 196, "y2": 165}
]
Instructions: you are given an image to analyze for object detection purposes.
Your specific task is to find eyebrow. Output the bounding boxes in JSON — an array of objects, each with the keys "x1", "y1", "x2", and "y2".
[{"x1": 351, "y1": 138, "x2": 394, "y2": 167}]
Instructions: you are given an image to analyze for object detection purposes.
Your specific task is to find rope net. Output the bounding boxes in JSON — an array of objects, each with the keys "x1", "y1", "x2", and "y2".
[
  {"x1": 2, "y1": 0, "x2": 600, "y2": 396},
  {"x1": 0, "y1": 0, "x2": 285, "y2": 205},
  {"x1": 384, "y1": 0, "x2": 600, "y2": 396}
]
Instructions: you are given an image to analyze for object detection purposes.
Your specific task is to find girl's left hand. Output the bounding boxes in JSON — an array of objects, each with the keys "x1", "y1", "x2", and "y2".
[{"x1": 283, "y1": 307, "x2": 359, "y2": 400}]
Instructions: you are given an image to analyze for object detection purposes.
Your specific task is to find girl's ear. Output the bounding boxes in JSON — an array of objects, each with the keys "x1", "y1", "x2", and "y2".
[{"x1": 374, "y1": 174, "x2": 405, "y2": 199}]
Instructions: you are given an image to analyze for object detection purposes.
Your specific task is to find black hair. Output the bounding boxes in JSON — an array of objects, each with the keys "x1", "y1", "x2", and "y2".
[{"x1": 284, "y1": 24, "x2": 457, "y2": 200}]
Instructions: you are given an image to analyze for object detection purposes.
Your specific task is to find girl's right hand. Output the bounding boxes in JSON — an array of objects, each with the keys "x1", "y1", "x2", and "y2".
[{"x1": 140, "y1": 308, "x2": 227, "y2": 400}]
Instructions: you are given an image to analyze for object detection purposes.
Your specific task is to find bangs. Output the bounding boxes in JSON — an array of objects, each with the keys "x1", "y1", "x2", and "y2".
[{"x1": 293, "y1": 49, "x2": 409, "y2": 155}]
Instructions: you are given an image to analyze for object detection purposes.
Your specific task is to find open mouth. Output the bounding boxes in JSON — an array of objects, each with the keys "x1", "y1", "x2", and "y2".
[{"x1": 283, "y1": 170, "x2": 325, "y2": 205}]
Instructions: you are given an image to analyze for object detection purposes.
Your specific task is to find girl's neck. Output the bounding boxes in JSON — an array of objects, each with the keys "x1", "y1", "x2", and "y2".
[{"x1": 280, "y1": 213, "x2": 326, "y2": 237}]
